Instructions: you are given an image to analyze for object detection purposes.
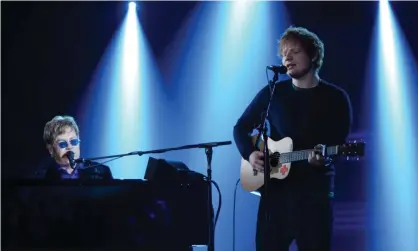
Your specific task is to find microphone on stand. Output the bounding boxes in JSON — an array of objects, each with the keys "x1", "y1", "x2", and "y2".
[
  {"x1": 259, "y1": 64, "x2": 287, "y2": 251},
  {"x1": 267, "y1": 65, "x2": 288, "y2": 74},
  {"x1": 65, "y1": 151, "x2": 76, "y2": 169}
]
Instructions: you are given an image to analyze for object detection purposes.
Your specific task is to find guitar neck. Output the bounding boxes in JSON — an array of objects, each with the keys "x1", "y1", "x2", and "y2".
[{"x1": 279, "y1": 146, "x2": 338, "y2": 164}]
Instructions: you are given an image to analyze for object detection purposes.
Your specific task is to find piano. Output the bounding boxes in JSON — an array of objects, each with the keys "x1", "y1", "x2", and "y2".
[{"x1": 2, "y1": 176, "x2": 211, "y2": 250}]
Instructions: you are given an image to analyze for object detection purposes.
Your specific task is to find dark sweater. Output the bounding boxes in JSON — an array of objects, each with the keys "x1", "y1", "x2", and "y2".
[{"x1": 233, "y1": 79, "x2": 352, "y2": 187}]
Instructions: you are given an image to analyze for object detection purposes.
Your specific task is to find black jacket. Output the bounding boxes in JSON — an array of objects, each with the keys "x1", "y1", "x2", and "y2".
[{"x1": 44, "y1": 161, "x2": 113, "y2": 181}]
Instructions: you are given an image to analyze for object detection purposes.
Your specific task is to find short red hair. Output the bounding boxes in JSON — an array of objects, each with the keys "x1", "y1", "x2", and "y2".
[{"x1": 278, "y1": 26, "x2": 325, "y2": 72}]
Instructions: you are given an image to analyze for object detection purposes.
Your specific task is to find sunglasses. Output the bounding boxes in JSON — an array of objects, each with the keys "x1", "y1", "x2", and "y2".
[{"x1": 56, "y1": 138, "x2": 81, "y2": 149}]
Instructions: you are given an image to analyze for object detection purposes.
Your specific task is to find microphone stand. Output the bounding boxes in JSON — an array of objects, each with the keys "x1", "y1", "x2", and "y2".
[
  {"x1": 75, "y1": 140, "x2": 232, "y2": 251},
  {"x1": 256, "y1": 70, "x2": 279, "y2": 245},
  {"x1": 205, "y1": 146, "x2": 215, "y2": 251}
]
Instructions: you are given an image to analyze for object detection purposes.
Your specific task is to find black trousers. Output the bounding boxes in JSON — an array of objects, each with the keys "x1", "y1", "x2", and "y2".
[{"x1": 255, "y1": 178, "x2": 334, "y2": 251}]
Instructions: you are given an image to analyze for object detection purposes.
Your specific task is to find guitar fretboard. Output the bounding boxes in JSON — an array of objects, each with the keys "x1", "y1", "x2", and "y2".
[{"x1": 278, "y1": 146, "x2": 338, "y2": 164}]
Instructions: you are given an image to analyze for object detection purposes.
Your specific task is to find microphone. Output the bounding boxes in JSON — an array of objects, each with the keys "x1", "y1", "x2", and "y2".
[
  {"x1": 74, "y1": 158, "x2": 87, "y2": 164},
  {"x1": 267, "y1": 65, "x2": 287, "y2": 74},
  {"x1": 65, "y1": 151, "x2": 76, "y2": 169}
]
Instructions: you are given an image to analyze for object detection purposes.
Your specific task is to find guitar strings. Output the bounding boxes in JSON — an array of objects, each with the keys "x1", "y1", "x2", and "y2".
[{"x1": 268, "y1": 149, "x2": 312, "y2": 160}]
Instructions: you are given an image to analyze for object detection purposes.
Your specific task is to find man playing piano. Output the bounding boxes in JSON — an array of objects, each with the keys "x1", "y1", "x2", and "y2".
[{"x1": 43, "y1": 115, "x2": 113, "y2": 180}]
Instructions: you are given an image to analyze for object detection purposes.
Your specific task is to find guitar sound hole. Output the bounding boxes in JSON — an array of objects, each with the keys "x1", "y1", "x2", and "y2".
[{"x1": 270, "y1": 152, "x2": 279, "y2": 167}]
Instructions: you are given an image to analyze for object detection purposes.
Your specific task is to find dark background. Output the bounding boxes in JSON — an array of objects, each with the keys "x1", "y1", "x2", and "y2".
[
  {"x1": 2, "y1": 2, "x2": 418, "y2": 251},
  {"x1": 3, "y1": 1, "x2": 418, "y2": 178},
  {"x1": 2, "y1": 0, "x2": 418, "y2": 185},
  {"x1": 3, "y1": 0, "x2": 418, "y2": 185}
]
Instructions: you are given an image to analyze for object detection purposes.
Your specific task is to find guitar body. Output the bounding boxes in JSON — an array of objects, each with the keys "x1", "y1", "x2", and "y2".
[{"x1": 240, "y1": 136, "x2": 293, "y2": 192}]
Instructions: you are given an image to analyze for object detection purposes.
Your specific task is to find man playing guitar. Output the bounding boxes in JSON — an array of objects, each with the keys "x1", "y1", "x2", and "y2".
[{"x1": 233, "y1": 26, "x2": 353, "y2": 251}]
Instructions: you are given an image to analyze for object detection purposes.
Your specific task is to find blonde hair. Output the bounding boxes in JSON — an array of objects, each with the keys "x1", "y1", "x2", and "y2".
[
  {"x1": 278, "y1": 26, "x2": 325, "y2": 72},
  {"x1": 43, "y1": 115, "x2": 80, "y2": 145}
]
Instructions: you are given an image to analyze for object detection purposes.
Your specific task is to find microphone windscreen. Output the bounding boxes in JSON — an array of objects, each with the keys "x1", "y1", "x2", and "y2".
[{"x1": 66, "y1": 151, "x2": 75, "y2": 159}]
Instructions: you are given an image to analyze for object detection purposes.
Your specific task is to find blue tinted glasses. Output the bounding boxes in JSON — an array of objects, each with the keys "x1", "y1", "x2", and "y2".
[{"x1": 56, "y1": 138, "x2": 81, "y2": 149}]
